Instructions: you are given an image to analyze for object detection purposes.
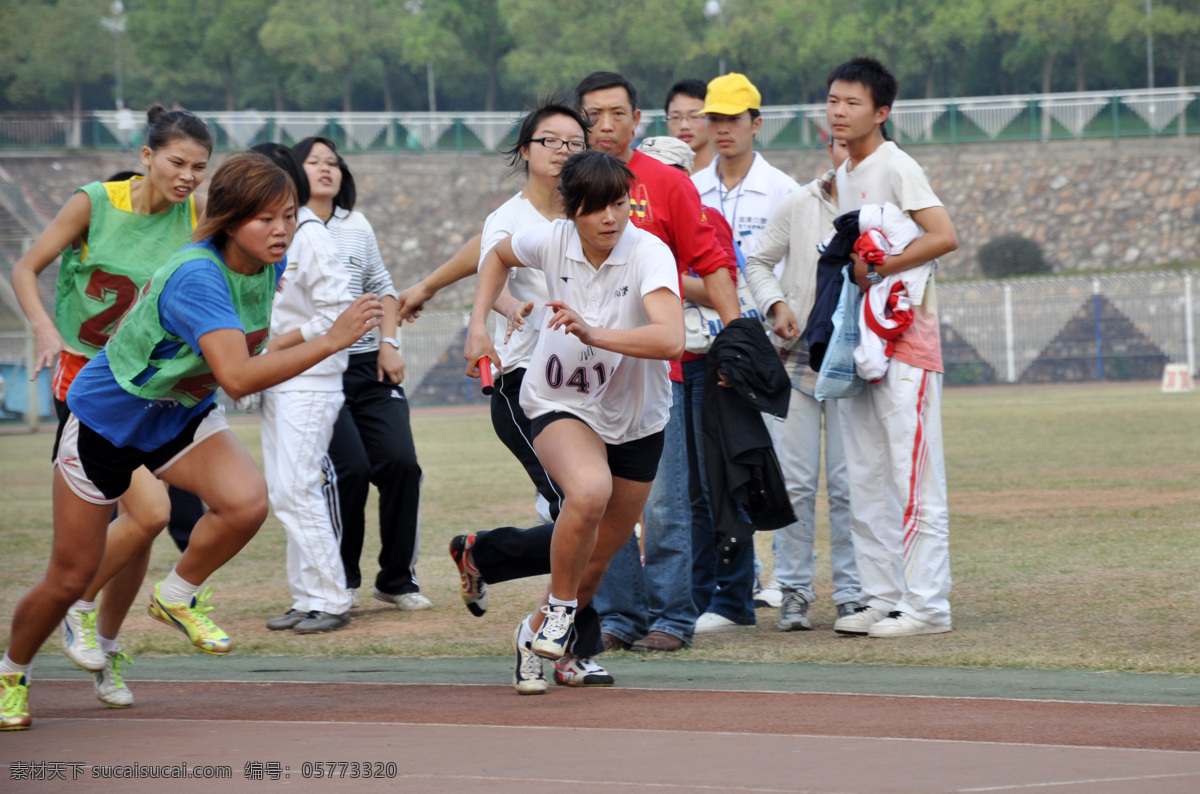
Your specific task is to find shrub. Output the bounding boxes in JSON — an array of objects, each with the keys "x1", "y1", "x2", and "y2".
[{"x1": 977, "y1": 235, "x2": 1049, "y2": 278}]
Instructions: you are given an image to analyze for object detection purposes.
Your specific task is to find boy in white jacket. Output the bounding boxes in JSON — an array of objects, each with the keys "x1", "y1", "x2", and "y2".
[{"x1": 743, "y1": 139, "x2": 863, "y2": 632}]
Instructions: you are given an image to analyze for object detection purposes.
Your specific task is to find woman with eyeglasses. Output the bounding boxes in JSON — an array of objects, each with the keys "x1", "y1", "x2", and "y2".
[{"x1": 7, "y1": 106, "x2": 212, "y2": 711}]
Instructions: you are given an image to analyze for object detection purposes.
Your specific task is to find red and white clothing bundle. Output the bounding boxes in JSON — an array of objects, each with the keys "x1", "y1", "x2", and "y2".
[{"x1": 852, "y1": 202, "x2": 935, "y2": 382}]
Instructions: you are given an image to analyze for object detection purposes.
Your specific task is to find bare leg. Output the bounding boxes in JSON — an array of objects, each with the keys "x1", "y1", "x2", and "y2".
[
  {"x1": 157, "y1": 430, "x2": 269, "y2": 585},
  {"x1": 83, "y1": 469, "x2": 169, "y2": 602},
  {"x1": 526, "y1": 476, "x2": 654, "y2": 633},
  {"x1": 95, "y1": 544, "x2": 152, "y2": 641},
  {"x1": 532, "y1": 419, "x2": 611, "y2": 603},
  {"x1": 5, "y1": 470, "x2": 114, "y2": 666}
]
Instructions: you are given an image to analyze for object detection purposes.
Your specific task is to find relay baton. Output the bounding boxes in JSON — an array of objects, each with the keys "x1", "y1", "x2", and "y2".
[{"x1": 478, "y1": 357, "x2": 494, "y2": 395}]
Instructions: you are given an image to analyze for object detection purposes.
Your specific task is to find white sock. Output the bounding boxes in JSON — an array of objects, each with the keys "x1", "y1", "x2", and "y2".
[
  {"x1": 70, "y1": 599, "x2": 97, "y2": 613},
  {"x1": 547, "y1": 595, "x2": 578, "y2": 611},
  {"x1": 158, "y1": 568, "x2": 201, "y2": 605},
  {"x1": 518, "y1": 616, "x2": 537, "y2": 648},
  {"x1": 98, "y1": 635, "x2": 120, "y2": 654},
  {"x1": 0, "y1": 653, "x2": 31, "y2": 677}
]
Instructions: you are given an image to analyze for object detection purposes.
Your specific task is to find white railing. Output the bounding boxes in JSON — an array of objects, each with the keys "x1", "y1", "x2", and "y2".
[{"x1": 1, "y1": 87, "x2": 1196, "y2": 153}]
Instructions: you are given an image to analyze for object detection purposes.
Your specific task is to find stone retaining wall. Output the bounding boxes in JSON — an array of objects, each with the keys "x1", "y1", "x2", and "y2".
[{"x1": 4, "y1": 136, "x2": 1198, "y2": 311}]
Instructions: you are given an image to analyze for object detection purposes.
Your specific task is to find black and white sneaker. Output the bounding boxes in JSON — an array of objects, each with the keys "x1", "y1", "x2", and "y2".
[
  {"x1": 530, "y1": 604, "x2": 575, "y2": 660},
  {"x1": 512, "y1": 621, "x2": 546, "y2": 695},
  {"x1": 553, "y1": 655, "x2": 614, "y2": 687}
]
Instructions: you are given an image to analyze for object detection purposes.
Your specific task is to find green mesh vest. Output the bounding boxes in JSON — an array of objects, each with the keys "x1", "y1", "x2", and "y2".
[
  {"x1": 105, "y1": 241, "x2": 276, "y2": 407},
  {"x1": 55, "y1": 180, "x2": 197, "y2": 356}
]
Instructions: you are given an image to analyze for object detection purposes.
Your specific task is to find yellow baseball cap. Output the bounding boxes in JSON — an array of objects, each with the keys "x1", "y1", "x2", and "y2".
[{"x1": 701, "y1": 73, "x2": 761, "y2": 116}]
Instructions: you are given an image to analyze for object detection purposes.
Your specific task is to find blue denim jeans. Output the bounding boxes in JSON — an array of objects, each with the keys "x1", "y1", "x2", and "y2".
[
  {"x1": 682, "y1": 359, "x2": 756, "y2": 626},
  {"x1": 594, "y1": 380, "x2": 697, "y2": 645},
  {"x1": 766, "y1": 388, "x2": 861, "y2": 606}
]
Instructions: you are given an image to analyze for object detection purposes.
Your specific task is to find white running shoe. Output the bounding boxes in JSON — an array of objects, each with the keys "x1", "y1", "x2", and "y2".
[
  {"x1": 511, "y1": 621, "x2": 546, "y2": 695},
  {"x1": 530, "y1": 604, "x2": 575, "y2": 659},
  {"x1": 94, "y1": 651, "x2": 133, "y2": 708},
  {"x1": 347, "y1": 589, "x2": 361, "y2": 609},
  {"x1": 372, "y1": 589, "x2": 433, "y2": 611},
  {"x1": 867, "y1": 612, "x2": 952, "y2": 638},
  {"x1": 694, "y1": 612, "x2": 753, "y2": 634},
  {"x1": 833, "y1": 605, "x2": 888, "y2": 636},
  {"x1": 63, "y1": 608, "x2": 105, "y2": 672}
]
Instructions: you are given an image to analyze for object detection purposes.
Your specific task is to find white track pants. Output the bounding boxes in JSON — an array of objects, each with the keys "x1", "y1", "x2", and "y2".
[
  {"x1": 262, "y1": 389, "x2": 350, "y2": 615},
  {"x1": 837, "y1": 361, "x2": 951, "y2": 624}
]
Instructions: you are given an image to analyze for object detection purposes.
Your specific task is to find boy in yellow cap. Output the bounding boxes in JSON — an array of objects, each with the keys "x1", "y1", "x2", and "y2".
[{"x1": 689, "y1": 73, "x2": 802, "y2": 635}]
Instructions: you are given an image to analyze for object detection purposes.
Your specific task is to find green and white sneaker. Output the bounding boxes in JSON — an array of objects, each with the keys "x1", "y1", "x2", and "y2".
[
  {"x1": 94, "y1": 651, "x2": 134, "y2": 708},
  {"x1": 1, "y1": 672, "x2": 31, "y2": 731},
  {"x1": 63, "y1": 607, "x2": 105, "y2": 672},
  {"x1": 149, "y1": 583, "x2": 232, "y2": 655}
]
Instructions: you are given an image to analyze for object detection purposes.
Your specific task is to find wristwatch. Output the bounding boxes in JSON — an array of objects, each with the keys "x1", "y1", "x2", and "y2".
[
  {"x1": 866, "y1": 263, "x2": 883, "y2": 285},
  {"x1": 381, "y1": 336, "x2": 401, "y2": 350}
]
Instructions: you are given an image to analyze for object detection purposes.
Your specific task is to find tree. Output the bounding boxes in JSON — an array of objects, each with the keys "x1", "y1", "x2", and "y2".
[
  {"x1": 995, "y1": 0, "x2": 1116, "y2": 94},
  {"x1": 435, "y1": 0, "x2": 515, "y2": 111},
  {"x1": 126, "y1": 0, "x2": 283, "y2": 111},
  {"x1": 4, "y1": 0, "x2": 115, "y2": 114},
  {"x1": 1110, "y1": 0, "x2": 1200, "y2": 87},
  {"x1": 260, "y1": 0, "x2": 376, "y2": 112}
]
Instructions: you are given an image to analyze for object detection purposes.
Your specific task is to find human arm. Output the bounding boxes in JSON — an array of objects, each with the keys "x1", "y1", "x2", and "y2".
[
  {"x1": 10, "y1": 191, "x2": 91, "y2": 375},
  {"x1": 851, "y1": 204, "x2": 957, "y2": 290},
  {"x1": 545, "y1": 287, "x2": 684, "y2": 361},
  {"x1": 202, "y1": 293, "x2": 383, "y2": 400},
  {"x1": 464, "y1": 236, "x2": 522, "y2": 376},
  {"x1": 396, "y1": 233, "x2": 482, "y2": 322},
  {"x1": 266, "y1": 225, "x2": 350, "y2": 353},
  {"x1": 744, "y1": 196, "x2": 799, "y2": 340},
  {"x1": 375, "y1": 295, "x2": 405, "y2": 383}
]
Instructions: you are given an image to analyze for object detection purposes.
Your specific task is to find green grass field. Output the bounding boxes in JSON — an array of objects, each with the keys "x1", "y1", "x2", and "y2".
[{"x1": 2, "y1": 382, "x2": 1198, "y2": 673}]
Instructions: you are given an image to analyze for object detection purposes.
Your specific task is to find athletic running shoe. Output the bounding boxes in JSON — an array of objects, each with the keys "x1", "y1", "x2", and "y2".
[
  {"x1": 867, "y1": 611, "x2": 952, "y2": 638},
  {"x1": 148, "y1": 583, "x2": 232, "y2": 655},
  {"x1": 265, "y1": 609, "x2": 309, "y2": 631},
  {"x1": 372, "y1": 589, "x2": 433, "y2": 611},
  {"x1": 94, "y1": 651, "x2": 133, "y2": 708},
  {"x1": 0, "y1": 672, "x2": 30, "y2": 731},
  {"x1": 553, "y1": 655, "x2": 614, "y2": 687},
  {"x1": 511, "y1": 621, "x2": 546, "y2": 695},
  {"x1": 347, "y1": 588, "x2": 361, "y2": 609},
  {"x1": 62, "y1": 607, "x2": 105, "y2": 672},
  {"x1": 832, "y1": 605, "x2": 887, "y2": 636},
  {"x1": 530, "y1": 604, "x2": 575, "y2": 660},
  {"x1": 449, "y1": 534, "x2": 488, "y2": 617},
  {"x1": 293, "y1": 611, "x2": 350, "y2": 634},
  {"x1": 694, "y1": 612, "x2": 754, "y2": 634},
  {"x1": 777, "y1": 592, "x2": 812, "y2": 631}
]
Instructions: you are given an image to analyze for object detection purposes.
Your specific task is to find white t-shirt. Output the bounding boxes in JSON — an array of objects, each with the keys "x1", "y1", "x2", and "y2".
[
  {"x1": 510, "y1": 220, "x2": 679, "y2": 445},
  {"x1": 836, "y1": 140, "x2": 944, "y2": 372},
  {"x1": 479, "y1": 192, "x2": 554, "y2": 374},
  {"x1": 692, "y1": 151, "x2": 800, "y2": 277},
  {"x1": 269, "y1": 206, "x2": 352, "y2": 391}
]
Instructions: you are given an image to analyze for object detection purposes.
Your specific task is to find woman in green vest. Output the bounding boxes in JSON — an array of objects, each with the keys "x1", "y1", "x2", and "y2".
[
  {"x1": 0, "y1": 152, "x2": 384, "y2": 731},
  {"x1": 9, "y1": 106, "x2": 212, "y2": 709}
]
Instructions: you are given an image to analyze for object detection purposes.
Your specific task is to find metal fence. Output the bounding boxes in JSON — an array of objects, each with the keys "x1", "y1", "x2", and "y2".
[
  {"x1": 940, "y1": 271, "x2": 1198, "y2": 386},
  {"x1": 2, "y1": 87, "x2": 1198, "y2": 153}
]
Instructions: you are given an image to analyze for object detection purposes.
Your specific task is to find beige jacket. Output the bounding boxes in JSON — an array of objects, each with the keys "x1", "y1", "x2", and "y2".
[{"x1": 743, "y1": 176, "x2": 838, "y2": 354}]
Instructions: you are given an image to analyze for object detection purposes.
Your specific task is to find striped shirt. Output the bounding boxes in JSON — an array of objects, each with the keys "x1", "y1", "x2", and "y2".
[{"x1": 325, "y1": 208, "x2": 398, "y2": 354}]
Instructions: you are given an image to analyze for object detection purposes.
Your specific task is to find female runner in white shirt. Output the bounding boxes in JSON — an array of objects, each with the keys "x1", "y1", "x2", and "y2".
[{"x1": 465, "y1": 150, "x2": 683, "y2": 678}]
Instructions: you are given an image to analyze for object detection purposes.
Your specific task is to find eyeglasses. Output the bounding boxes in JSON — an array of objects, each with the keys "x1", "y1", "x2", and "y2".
[
  {"x1": 666, "y1": 112, "x2": 705, "y2": 124},
  {"x1": 532, "y1": 137, "x2": 586, "y2": 153}
]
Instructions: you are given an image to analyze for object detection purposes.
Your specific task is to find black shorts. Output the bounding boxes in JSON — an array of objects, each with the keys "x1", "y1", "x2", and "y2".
[
  {"x1": 56, "y1": 404, "x2": 227, "y2": 505},
  {"x1": 530, "y1": 411, "x2": 664, "y2": 483}
]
